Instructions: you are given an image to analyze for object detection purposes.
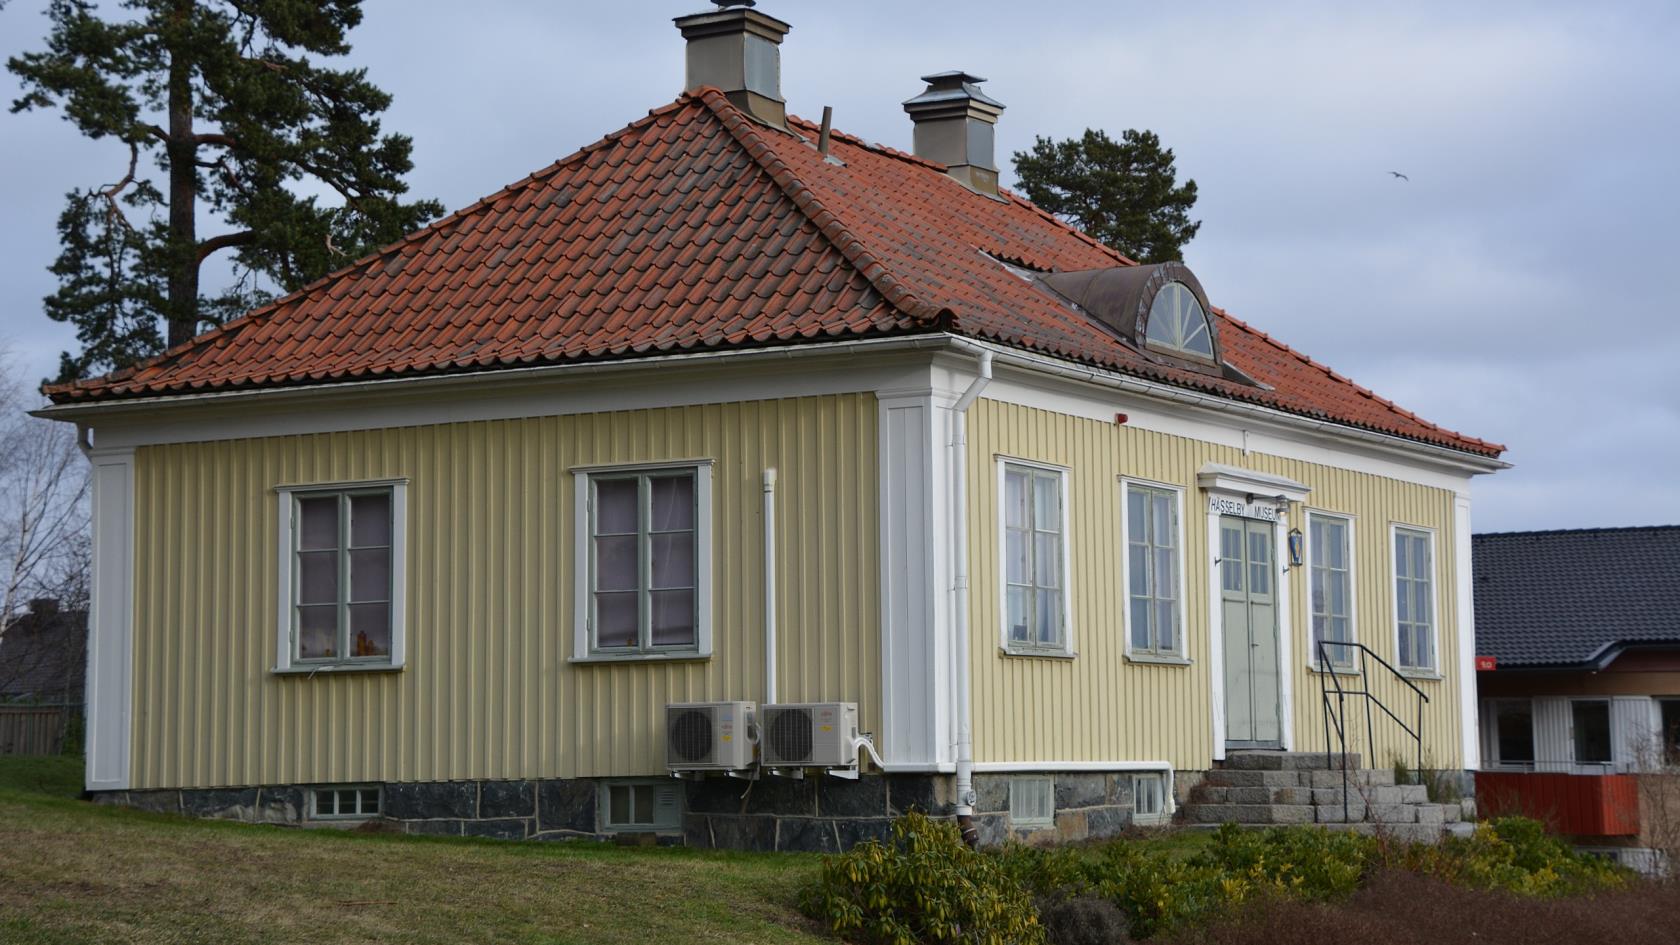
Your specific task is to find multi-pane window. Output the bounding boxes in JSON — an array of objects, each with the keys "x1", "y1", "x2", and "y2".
[
  {"x1": 588, "y1": 469, "x2": 698, "y2": 653},
  {"x1": 293, "y1": 489, "x2": 393, "y2": 664},
  {"x1": 1002, "y1": 464, "x2": 1066, "y2": 651},
  {"x1": 600, "y1": 781, "x2": 682, "y2": 832},
  {"x1": 311, "y1": 786, "x2": 380, "y2": 819},
  {"x1": 1125, "y1": 483, "x2": 1181, "y2": 657},
  {"x1": 1132, "y1": 773, "x2": 1168, "y2": 824},
  {"x1": 1393, "y1": 527, "x2": 1435, "y2": 671},
  {"x1": 1309, "y1": 513, "x2": 1354, "y2": 667}
]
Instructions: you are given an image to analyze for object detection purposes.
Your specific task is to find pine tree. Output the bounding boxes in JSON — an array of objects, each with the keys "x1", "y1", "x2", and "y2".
[
  {"x1": 9, "y1": 0, "x2": 442, "y2": 381},
  {"x1": 1011, "y1": 129, "x2": 1200, "y2": 264}
]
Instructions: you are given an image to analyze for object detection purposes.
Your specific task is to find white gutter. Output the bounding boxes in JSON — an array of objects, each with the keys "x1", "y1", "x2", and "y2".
[
  {"x1": 949, "y1": 349, "x2": 992, "y2": 844},
  {"x1": 34, "y1": 332, "x2": 1506, "y2": 476},
  {"x1": 763, "y1": 468, "x2": 778, "y2": 706}
]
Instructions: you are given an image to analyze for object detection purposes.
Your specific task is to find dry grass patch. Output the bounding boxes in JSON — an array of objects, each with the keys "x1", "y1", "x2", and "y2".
[{"x1": 0, "y1": 761, "x2": 825, "y2": 945}]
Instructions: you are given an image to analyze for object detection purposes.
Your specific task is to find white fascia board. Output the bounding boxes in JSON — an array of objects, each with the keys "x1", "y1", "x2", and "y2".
[
  {"x1": 961, "y1": 345, "x2": 1503, "y2": 492},
  {"x1": 42, "y1": 337, "x2": 952, "y2": 450},
  {"x1": 40, "y1": 335, "x2": 1506, "y2": 489}
]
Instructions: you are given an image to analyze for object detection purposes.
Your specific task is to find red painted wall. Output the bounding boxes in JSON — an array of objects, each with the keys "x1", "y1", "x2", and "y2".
[{"x1": 1475, "y1": 771, "x2": 1640, "y2": 837}]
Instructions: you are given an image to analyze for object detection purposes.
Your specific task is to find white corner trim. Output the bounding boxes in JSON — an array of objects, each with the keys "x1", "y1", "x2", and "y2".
[
  {"x1": 1453, "y1": 494, "x2": 1480, "y2": 769},
  {"x1": 272, "y1": 480, "x2": 409, "y2": 673},
  {"x1": 1206, "y1": 505, "x2": 1226, "y2": 761},
  {"x1": 570, "y1": 463, "x2": 715, "y2": 662},
  {"x1": 994, "y1": 456, "x2": 1075, "y2": 658},
  {"x1": 1118, "y1": 477, "x2": 1191, "y2": 662},
  {"x1": 86, "y1": 447, "x2": 135, "y2": 791}
]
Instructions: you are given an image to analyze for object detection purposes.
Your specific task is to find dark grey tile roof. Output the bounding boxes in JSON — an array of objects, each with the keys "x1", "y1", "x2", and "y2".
[{"x1": 1473, "y1": 526, "x2": 1680, "y2": 668}]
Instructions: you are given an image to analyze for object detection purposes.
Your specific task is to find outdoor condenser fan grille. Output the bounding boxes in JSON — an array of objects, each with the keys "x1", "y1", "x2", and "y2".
[
  {"x1": 669, "y1": 707, "x2": 715, "y2": 764},
  {"x1": 766, "y1": 706, "x2": 814, "y2": 765}
]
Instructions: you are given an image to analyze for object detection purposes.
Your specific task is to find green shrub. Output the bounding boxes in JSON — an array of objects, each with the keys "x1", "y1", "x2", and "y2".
[
  {"x1": 799, "y1": 812, "x2": 1045, "y2": 945},
  {"x1": 1394, "y1": 816, "x2": 1627, "y2": 897},
  {"x1": 1189, "y1": 823, "x2": 1375, "y2": 902}
]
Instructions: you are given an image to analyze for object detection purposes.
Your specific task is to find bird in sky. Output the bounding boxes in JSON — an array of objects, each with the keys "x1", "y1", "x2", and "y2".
[{"x1": 1389, "y1": 171, "x2": 1410, "y2": 181}]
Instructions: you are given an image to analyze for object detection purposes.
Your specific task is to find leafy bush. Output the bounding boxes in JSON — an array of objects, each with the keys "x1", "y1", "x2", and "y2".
[
  {"x1": 799, "y1": 812, "x2": 1045, "y2": 945},
  {"x1": 1189, "y1": 824, "x2": 1375, "y2": 902},
  {"x1": 803, "y1": 815, "x2": 1622, "y2": 945},
  {"x1": 1392, "y1": 816, "x2": 1626, "y2": 897}
]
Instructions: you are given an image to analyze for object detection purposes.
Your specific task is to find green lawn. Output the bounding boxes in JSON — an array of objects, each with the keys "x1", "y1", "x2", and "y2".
[{"x1": 0, "y1": 756, "x2": 829, "y2": 945}]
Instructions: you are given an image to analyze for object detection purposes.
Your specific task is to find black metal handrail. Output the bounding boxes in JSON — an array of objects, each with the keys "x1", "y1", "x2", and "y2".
[{"x1": 1316, "y1": 640, "x2": 1430, "y2": 823}]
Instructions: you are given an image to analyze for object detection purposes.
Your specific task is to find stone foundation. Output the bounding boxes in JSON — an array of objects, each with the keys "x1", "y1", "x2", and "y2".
[{"x1": 93, "y1": 769, "x2": 1146, "y2": 852}]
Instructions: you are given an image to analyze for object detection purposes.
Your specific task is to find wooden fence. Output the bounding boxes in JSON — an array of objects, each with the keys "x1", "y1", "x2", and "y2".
[{"x1": 0, "y1": 706, "x2": 70, "y2": 755}]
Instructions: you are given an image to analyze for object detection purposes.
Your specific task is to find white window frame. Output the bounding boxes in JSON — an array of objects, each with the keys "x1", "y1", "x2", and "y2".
[
  {"x1": 1119, "y1": 477, "x2": 1189, "y2": 664},
  {"x1": 1131, "y1": 772, "x2": 1169, "y2": 825},
  {"x1": 1388, "y1": 522, "x2": 1439, "y2": 675},
  {"x1": 1306, "y1": 510, "x2": 1358, "y2": 672},
  {"x1": 1007, "y1": 776, "x2": 1055, "y2": 828},
  {"x1": 571, "y1": 461, "x2": 713, "y2": 663},
  {"x1": 273, "y1": 479, "x2": 408, "y2": 674},
  {"x1": 598, "y1": 779, "x2": 684, "y2": 833},
  {"x1": 1569, "y1": 697, "x2": 1616, "y2": 770},
  {"x1": 995, "y1": 457, "x2": 1074, "y2": 657},
  {"x1": 310, "y1": 785, "x2": 382, "y2": 820}
]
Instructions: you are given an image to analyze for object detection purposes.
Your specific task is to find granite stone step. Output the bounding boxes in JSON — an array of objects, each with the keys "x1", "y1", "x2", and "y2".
[
  {"x1": 1202, "y1": 769, "x2": 1304, "y2": 788},
  {"x1": 1224, "y1": 751, "x2": 1362, "y2": 771},
  {"x1": 1187, "y1": 803, "x2": 1317, "y2": 825}
]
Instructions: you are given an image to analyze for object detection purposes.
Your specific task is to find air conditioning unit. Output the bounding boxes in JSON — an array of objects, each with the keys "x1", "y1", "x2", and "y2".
[
  {"x1": 665, "y1": 701, "x2": 756, "y2": 772},
  {"x1": 760, "y1": 702, "x2": 859, "y2": 769}
]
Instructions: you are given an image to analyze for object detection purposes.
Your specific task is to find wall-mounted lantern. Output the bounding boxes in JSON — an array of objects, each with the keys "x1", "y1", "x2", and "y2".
[{"x1": 1287, "y1": 527, "x2": 1304, "y2": 568}]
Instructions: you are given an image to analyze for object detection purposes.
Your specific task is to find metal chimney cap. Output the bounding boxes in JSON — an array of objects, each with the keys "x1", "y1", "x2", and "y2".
[
  {"x1": 713, "y1": 0, "x2": 756, "y2": 6},
  {"x1": 903, "y1": 71, "x2": 1005, "y2": 112}
]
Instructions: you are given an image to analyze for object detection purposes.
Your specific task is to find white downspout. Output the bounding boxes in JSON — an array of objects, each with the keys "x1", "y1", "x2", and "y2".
[
  {"x1": 763, "y1": 468, "x2": 778, "y2": 706},
  {"x1": 950, "y1": 351, "x2": 992, "y2": 845}
]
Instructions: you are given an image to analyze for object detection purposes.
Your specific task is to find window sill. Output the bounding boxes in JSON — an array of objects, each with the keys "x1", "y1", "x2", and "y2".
[
  {"x1": 272, "y1": 662, "x2": 403, "y2": 676},
  {"x1": 1125, "y1": 653, "x2": 1192, "y2": 667},
  {"x1": 1305, "y1": 663, "x2": 1361, "y2": 678},
  {"x1": 569, "y1": 651, "x2": 711, "y2": 665},
  {"x1": 1397, "y1": 669, "x2": 1444, "y2": 682},
  {"x1": 999, "y1": 646, "x2": 1076, "y2": 660}
]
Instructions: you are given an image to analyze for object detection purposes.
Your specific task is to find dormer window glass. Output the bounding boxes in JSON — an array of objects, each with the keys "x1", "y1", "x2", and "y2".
[{"x1": 1145, "y1": 281, "x2": 1214, "y2": 359}]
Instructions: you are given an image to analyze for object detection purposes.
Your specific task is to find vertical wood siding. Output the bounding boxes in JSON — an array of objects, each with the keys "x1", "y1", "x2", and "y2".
[
  {"x1": 967, "y1": 399, "x2": 1468, "y2": 771},
  {"x1": 128, "y1": 394, "x2": 879, "y2": 789}
]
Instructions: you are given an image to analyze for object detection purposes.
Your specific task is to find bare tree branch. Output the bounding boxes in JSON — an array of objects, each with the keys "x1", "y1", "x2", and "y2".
[
  {"x1": 97, "y1": 141, "x2": 142, "y2": 231},
  {"x1": 197, "y1": 230, "x2": 255, "y2": 263}
]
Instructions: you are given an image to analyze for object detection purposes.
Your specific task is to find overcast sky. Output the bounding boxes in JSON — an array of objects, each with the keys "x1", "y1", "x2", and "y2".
[{"x1": 2, "y1": 0, "x2": 1676, "y2": 532}]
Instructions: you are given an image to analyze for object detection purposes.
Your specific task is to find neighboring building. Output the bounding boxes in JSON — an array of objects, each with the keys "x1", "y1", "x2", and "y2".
[
  {"x1": 1473, "y1": 526, "x2": 1680, "y2": 864},
  {"x1": 0, "y1": 598, "x2": 87, "y2": 756},
  {"x1": 37, "y1": 4, "x2": 1506, "y2": 849},
  {"x1": 0, "y1": 598, "x2": 87, "y2": 706}
]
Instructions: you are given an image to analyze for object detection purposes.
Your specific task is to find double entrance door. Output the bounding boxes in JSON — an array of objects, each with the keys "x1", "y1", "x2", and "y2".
[{"x1": 1221, "y1": 515, "x2": 1282, "y2": 748}]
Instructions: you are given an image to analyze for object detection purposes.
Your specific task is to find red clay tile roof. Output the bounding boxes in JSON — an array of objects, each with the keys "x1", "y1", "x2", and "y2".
[{"x1": 45, "y1": 88, "x2": 1503, "y2": 458}]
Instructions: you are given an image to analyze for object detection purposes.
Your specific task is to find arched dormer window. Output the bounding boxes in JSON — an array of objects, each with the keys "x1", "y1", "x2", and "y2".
[{"x1": 1144, "y1": 281, "x2": 1214, "y2": 359}]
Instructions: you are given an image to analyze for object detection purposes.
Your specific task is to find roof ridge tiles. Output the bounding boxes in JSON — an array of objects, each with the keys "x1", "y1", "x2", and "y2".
[{"x1": 697, "y1": 87, "x2": 951, "y2": 327}]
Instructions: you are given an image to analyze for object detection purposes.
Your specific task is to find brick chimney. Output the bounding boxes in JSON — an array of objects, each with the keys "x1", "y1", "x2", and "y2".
[
  {"x1": 674, "y1": 1, "x2": 791, "y2": 128},
  {"x1": 903, "y1": 71, "x2": 1006, "y2": 196}
]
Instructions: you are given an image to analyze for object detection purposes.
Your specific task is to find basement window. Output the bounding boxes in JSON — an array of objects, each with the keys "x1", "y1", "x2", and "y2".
[
  {"x1": 1008, "y1": 777, "x2": 1055, "y2": 829},
  {"x1": 312, "y1": 786, "x2": 381, "y2": 820},
  {"x1": 599, "y1": 780, "x2": 683, "y2": 833},
  {"x1": 1132, "y1": 773, "x2": 1168, "y2": 825}
]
